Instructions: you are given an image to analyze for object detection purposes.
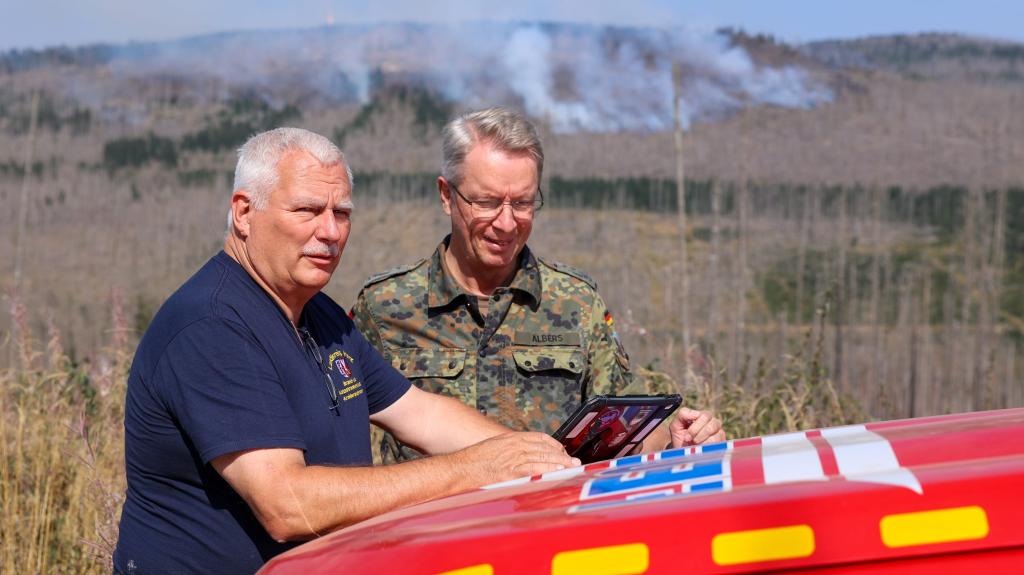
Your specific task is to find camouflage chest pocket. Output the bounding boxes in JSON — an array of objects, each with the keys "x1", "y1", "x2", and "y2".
[
  {"x1": 511, "y1": 347, "x2": 585, "y2": 378},
  {"x1": 511, "y1": 347, "x2": 586, "y2": 431},
  {"x1": 389, "y1": 348, "x2": 472, "y2": 402}
]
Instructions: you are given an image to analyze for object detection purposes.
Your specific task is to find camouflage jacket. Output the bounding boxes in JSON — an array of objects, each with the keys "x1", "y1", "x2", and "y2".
[{"x1": 352, "y1": 240, "x2": 643, "y2": 459}]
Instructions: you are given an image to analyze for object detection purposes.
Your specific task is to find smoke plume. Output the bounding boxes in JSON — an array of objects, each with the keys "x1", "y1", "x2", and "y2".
[{"x1": 69, "y1": 22, "x2": 832, "y2": 132}]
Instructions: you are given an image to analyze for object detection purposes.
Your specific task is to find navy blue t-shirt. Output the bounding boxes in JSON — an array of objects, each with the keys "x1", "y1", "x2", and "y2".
[{"x1": 114, "y1": 252, "x2": 411, "y2": 574}]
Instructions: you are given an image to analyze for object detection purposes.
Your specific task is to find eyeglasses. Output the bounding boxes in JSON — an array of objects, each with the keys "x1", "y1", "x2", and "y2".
[
  {"x1": 448, "y1": 183, "x2": 543, "y2": 220},
  {"x1": 298, "y1": 327, "x2": 340, "y2": 411}
]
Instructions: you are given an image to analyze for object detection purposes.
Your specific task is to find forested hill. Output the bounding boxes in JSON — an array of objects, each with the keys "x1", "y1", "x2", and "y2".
[
  {"x1": 5, "y1": 26, "x2": 1022, "y2": 84},
  {"x1": 1, "y1": 24, "x2": 1022, "y2": 188},
  {"x1": 800, "y1": 32, "x2": 1024, "y2": 82}
]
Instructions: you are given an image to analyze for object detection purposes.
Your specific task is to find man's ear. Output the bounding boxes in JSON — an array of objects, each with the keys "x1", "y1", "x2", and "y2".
[
  {"x1": 438, "y1": 177, "x2": 452, "y2": 217},
  {"x1": 230, "y1": 190, "x2": 254, "y2": 238}
]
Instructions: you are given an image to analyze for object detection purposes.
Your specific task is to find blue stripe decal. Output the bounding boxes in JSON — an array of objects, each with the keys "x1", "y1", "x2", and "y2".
[
  {"x1": 585, "y1": 460, "x2": 723, "y2": 498},
  {"x1": 701, "y1": 442, "x2": 729, "y2": 452},
  {"x1": 629, "y1": 492, "x2": 670, "y2": 501},
  {"x1": 612, "y1": 454, "x2": 646, "y2": 468},
  {"x1": 571, "y1": 478, "x2": 728, "y2": 514},
  {"x1": 659, "y1": 448, "x2": 689, "y2": 459},
  {"x1": 690, "y1": 480, "x2": 724, "y2": 492}
]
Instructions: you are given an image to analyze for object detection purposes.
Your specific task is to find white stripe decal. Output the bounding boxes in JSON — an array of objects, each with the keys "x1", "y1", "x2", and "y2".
[
  {"x1": 481, "y1": 475, "x2": 533, "y2": 490},
  {"x1": 541, "y1": 465, "x2": 588, "y2": 482},
  {"x1": 484, "y1": 463, "x2": 592, "y2": 489},
  {"x1": 761, "y1": 432, "x2": 826, "y2": 484},
  {"x1": 821, "y1": 425, "x2": 922, "y2": 494}
]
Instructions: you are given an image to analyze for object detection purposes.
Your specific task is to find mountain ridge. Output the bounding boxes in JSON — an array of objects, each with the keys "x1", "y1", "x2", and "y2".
[{"x1": 0, "y1": 22, "x2": 1021, "y2": 189}]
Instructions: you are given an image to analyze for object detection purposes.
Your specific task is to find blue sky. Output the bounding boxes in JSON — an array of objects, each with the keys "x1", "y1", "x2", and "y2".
[{"x1": 3, "y1": 0, "x2": 1023, "y2": 51}]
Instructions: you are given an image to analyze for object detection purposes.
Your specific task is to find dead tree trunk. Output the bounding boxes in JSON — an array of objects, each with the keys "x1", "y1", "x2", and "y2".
[
  {"x1": 796, "y1": 186, "x2": 812, "y2": 324},
  {"x1": 991, "y1": 164, "x2": 1008, "y2": 408},
  {"x1": 834, "y1": 187, "x2": 848, "y2": 392},
  {"x1": 709, "y1": 180, "x2": 721, "y2": 349},
  {"x1": 733, "y1": 182, "x2": 750, "y2": 378},
  {"x1": 920, "y1": 267, "x2": 933, "y2": 414},
  {"x1": 963, "y1": 190, "x2": 982, "y2": 411},
  {"x1": 869, "y1": 187, "x2": 883, "y2": 412},
  {"x1": 671, "y1": 61, "x2": 691, "y2": 356},
  {"x1": 13, "y1": 91, "x2": 40, "y2": 289},
  {"x1": 906, "y1": 270, "x2": 919, "y2": 419}
]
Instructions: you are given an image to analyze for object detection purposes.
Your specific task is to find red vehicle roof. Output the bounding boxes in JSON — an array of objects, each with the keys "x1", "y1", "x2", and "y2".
[{"x1": 260, "y1": 408, "x2": 1024, "y2": 574}]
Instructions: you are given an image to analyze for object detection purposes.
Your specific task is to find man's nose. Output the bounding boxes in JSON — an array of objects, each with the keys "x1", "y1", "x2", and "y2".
[
  {"x1": 316, "y1": 210, "x2": 342, "y2": 242},
  {"x1": 490, "y1": 203, "x2": 517, "y2": 233}
]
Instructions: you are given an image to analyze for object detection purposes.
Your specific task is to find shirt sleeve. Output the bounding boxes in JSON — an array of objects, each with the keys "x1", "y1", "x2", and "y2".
[
  {"x1": 348, "y1": 314, "x2": 411, "y2": 415},
  {"x1": 585, "y1": 292, "x2": 645, "y2": 397},
  {"x1": 154, "y1": 317, "x2": 306, "y2": 464},
  {"x1": 350, "y1": 289, "x2": 387, "y2": 354}
]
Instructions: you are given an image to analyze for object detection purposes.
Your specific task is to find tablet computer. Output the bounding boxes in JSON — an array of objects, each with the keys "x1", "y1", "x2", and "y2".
[{"x1": 552, "y1": 394, "x2": 682, "y2": 464}]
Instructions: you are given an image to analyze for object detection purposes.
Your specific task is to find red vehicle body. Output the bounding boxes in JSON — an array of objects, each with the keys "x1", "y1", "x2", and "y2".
[{"x1": 260, "y1": 408, "x2": 1024, "y2": 574}]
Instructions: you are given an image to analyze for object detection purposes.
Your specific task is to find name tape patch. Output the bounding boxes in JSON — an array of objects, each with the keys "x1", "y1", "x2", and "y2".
[{"x1": 514, "y1": 332, "x2": 581, "y2": 346}]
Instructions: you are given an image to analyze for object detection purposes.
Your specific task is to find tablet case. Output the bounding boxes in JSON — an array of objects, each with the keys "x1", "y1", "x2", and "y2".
[{"x1": 552, "y1": 394, "x2": 682, "y2": 463}]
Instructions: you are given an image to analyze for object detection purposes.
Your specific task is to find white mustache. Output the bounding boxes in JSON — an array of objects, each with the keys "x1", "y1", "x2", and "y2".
[{"x1": 303, "y1": 244, "x2": 339, "y2": 257}]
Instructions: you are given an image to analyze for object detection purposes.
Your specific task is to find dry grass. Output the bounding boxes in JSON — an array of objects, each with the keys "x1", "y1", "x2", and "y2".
[
  {"x1": 1, "y1": 288, "x2": 127, "y2": 574},
  {"x1": 681, "y1": 291, "x2": 865, "y2": 439}
]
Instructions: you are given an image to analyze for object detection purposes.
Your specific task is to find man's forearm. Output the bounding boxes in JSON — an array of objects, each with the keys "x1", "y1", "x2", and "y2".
[
  {"x1": 224, "y1": 429, "x2": 575, "y2": 542},
  {"x1": 264, "y1": 450, "x2": 479, "y2": 541},
  {"x1": 222, "y1": 387, "x2": 579, "y2": 543},
  {"x1": 372, "y1": 386, "x2": 509, "y2": 455}
]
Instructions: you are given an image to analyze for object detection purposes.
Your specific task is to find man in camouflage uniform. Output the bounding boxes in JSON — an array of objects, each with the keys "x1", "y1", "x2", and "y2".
[{"x1": 352, "y1": 107, "x2": 724, "y2": 463}]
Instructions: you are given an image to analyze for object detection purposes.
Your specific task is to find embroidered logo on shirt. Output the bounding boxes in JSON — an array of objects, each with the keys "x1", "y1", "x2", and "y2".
[
  {"x1": 335, "y1": 357, "x2": 353, "y2": 378},
  {"x1": 328, "y1": 350, "x2": 363, "y2": 401}
]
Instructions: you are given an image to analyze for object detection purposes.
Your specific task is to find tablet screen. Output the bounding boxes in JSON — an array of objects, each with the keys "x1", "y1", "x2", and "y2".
[{"x1": 553, "y1": 395, "x2": 681, "y2": 463}]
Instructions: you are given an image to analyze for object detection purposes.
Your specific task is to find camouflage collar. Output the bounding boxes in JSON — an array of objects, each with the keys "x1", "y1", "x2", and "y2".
[{"x1": 427, "y1": 238, "x2": 542, "y2": 309}]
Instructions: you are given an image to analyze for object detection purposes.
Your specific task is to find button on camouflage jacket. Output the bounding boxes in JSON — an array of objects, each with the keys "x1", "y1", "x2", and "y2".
[{"x1": 351, "y1": 239, "x2": 655, "y2": 462}]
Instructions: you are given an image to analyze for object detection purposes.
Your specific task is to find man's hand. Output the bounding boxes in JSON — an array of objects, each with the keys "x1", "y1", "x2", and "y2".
[
  {"x1": 669, "y1": 407, "x2": 726, "y2": 448},
  {"x1": 452, "y1": 432, "x2": 580, "y2": 485}
]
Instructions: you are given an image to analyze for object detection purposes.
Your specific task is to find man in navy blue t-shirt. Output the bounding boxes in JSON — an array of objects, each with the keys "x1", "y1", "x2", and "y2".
[{"x1": 113, "y1": 128, "x2": 578, "y2": 575}]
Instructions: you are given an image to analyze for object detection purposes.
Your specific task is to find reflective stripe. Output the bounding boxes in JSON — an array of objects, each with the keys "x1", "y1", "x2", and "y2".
[
  {"x1": 712, "y1": 525, "x2": 815, "y2": 565},
  {"x1": 880, "y1": 506, "x2": 989, "y2": 548},
  {"x1": 551, "y1": 543, "x2": 649, "y2": 575}
]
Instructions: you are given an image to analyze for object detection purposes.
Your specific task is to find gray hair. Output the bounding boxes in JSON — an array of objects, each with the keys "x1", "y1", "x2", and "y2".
[
  {"x1": 233, "y1": 127, "x2": 353, "y2": 210},
  {"x1": 441, "y1": 107, "x2": 543, "y2": 186}
]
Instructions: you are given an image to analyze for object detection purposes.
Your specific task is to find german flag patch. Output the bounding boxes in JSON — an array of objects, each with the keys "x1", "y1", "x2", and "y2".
[{"x1": 605, "y1": 310, "x2": 629, "y2": 370}]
